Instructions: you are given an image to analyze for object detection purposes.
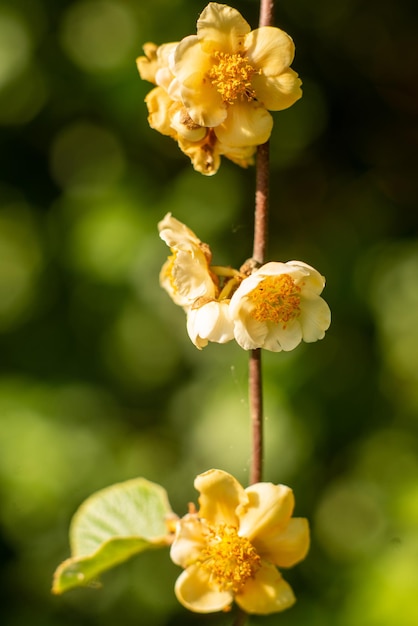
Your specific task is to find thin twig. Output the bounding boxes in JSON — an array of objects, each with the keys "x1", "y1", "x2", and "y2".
[
  {"x1": 259, "y1": 0, "x2": 275, "y2": 27},
  {"x1": 248, "y1": 1, "x2": 274, "y2": 487},
  {"x1": 249, "y1": 348, "x2": 263, "y2": 484},
  {"x1": 253, "y1": 141, "x2": 270, "y2": 265}
]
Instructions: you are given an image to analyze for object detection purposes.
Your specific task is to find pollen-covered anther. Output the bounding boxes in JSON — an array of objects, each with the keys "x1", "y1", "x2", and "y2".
[
  {"x1": 209, "y1": 52, "x2": 259, "y2": 104},
  {"x1": 199, "y1": 524, "x2": 261, "y2": 593},
  {"x1": 248, "y1": 274, "x2": 302, "y2": 325}
]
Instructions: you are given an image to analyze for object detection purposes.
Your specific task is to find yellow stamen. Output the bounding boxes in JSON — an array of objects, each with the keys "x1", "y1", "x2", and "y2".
[
  {"x1": 247, "y1": 274, "x2": 302, "y2": 325},
  {"x1": 209, "y1": 52, "x2": 259, "y2": 104},
  {"x1": 199, "y1": 524, "x2": 261, "y2": 593}
]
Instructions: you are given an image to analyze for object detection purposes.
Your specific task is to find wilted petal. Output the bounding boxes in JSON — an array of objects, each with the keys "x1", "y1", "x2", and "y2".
[
  {"x1": 158, "y1": 213, "x2": 203, "y2": 251},
  {"x1": 175, "y1": 564, "x2": 233, "y2": 613},
  {"x1": 195, "y1": 469, "x2": 248, "y2": 527},
  {"x1": 245, "y1": 27, "x2": 295, "y2": 76},
  {"x1": 178, "y1": 134, "x2": 221, "y2": 176},
  {"x1": 158, "y1": 214, "x2": 217, "y2": 307},
  {"x1": 145, "y1": 87, "x2": 177, "y2": 137},
  {"x1": 136, "y1": 42, "x2": 159, "y2": 83},
  {"x1": 170, "y1": 107, "x2": 207, "y2": 142},
  {"x1": 236, "y1": 562, "x2": 295, "y2": 614}
]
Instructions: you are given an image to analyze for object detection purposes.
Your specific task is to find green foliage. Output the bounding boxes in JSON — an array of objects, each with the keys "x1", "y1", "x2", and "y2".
[
  {"x1": 0, "y1": 0, "x2": 417, "y2": 625},
  {"x1": 52, "y1": 478, "x2": 173, "y2": 594}
]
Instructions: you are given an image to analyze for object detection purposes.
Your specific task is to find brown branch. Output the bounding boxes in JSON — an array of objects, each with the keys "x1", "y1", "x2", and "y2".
[
  {"x1": 249, "y1": 348, "x2": 263, "y2": 484},
  {"x1": 259, "y1": 0, "x2": 275, "y2": 27},
  {"x1": 252, "y1": 141, "x2": 270, "y2": 265},
  {"x1": 247, "y1": 0, "x2": 275, "y2": 488}
]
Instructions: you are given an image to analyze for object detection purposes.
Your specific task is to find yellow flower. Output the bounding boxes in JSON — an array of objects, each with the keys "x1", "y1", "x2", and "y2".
[
  {"x1": 137, "y1": 42, "x2": 256, "y2": 175},
  {"x1": 158, "y1": 214, "x2": 236, "y2": 347},
  {"x1": 229, "y1": 261, "x2": 331, "y2": 351},
  {"x1": 158, "y1": 213, "x2": 218, "y2": 308},
  {"x1": 170, "y1": 469, "x2": 309, "y2": 614},
  {"x1": 172, "y1": 2, "x2": 302, "y2": 147}
]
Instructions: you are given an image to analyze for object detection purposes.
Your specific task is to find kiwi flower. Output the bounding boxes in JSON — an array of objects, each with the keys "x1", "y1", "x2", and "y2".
[
  {"x1": 137, "y1": 3, "x2": 301, "y2": 173},
  {"x1": 158, "y1": 213, "x2": 217, "y2": 309},
  {"x1": 158, "y1": 213, "x2": 235, "y2": 347},
  {"x1": 172, "y1": 2, "x2": 302, "y2": 147},
  {"x1": 229, "y1": 261, "x2": 331, "y2": 351},
  {"x1": 137, "y1": 41, "x2": 256, "y2": 175},
  {"x1": 170, "y1": 469, "x2": 309, "y2": 614}
]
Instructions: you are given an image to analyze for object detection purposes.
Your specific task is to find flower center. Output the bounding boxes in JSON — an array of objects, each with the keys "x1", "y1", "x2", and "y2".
[
  {"x1": 199, "y1": 524, "x2": 261, "y2": 593},
  {"x1": 209, "y1": 52, "x2": 258, "y2": 104},
  {"x1": 247, "y1": 274, "x2": 302, "y2": 325}
]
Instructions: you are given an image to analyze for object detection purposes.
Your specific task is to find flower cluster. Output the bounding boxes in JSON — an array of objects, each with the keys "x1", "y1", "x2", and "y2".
[
  {"x1": 170, "y1": 469, "x2": 309, "y2": 614},
  {"x1": 159, "y1": 213, "x2": 331, "y2": 351},
  {"x1": 137, "y1": 2, "x2": 302, "y2": 175}
]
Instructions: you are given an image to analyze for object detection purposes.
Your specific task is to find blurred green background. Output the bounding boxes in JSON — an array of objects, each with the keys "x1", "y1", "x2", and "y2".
[{"x1": 0, "y1": 0, "x2": 417, "y2": 624}]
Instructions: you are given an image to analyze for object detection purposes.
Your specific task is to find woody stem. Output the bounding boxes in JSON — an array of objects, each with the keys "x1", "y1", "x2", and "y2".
[{"x1": 248, "y1": 0, "x2": 274, "y2": 487}]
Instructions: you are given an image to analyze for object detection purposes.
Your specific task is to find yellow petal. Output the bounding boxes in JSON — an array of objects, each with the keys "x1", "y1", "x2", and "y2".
[
  {"x1": 232, "y1": 312, "x2": 269, "y2": 350},
  {"x1": 299, "y1": 294, "x2": 331, "y2": 342},
  {"x1": 214, "y1": 102, "x2": 273, "y2": 147},
  {"x1": 174, "y1": 36, "x2": 226, "y2": 126},
  {"x1": 145, "y1": 87, "x2": 177, "y2": 137},
  {"x1": 252, "y1": 69, "x2": 302, "y2": 111},
  {"x1": 158, "y1": 212, "x2": 201, "y2": 250},
  {"x1": 136, "y1": 42, "x2": 159, "y2": 83},
  {"x1": 245, "y1": 27, "x2": 295, "y2": 76},
  {"x1": 219, "y1": 142, "x2": 256, "y2": 168},
  {"x1": 237, "y1": 483, "x2": 295, "y2": 541},
  {"x1": 170, "y1": 514, "x2": 207, "y2": 568},
  {"x1": 187, "y1": 300, "x2": 234, "y2": 349},
  {"x1": 197, "y1": 2, "x2": 251, "y2": 53},
  {"x1": 174, "y1": 35, "x2": 211, "y2": 82},
  {"x1": 254, "y1": 518, "x2": 310, "y2": 568},
  {"x1": 262, "y1": 320, "x2": 303, "y2": 352},
  {"x1": 195, "y1": 469, "x2": 248, "y2": 526},
  {"x1": 182, "y1": 75, "x2": 226, "y2": 127},
  {"x1": 170, "y1": 107, "x2": 207, "y2": 142},
  {"x1": 178, "y1": 133, "x2": 221, "y2": 176},
  {"x1": 172, "y1": 250, "x2": 217, "y2": 299},
  {"x1": 175, "y1": 564, "x2": 233, "y2": 613},
  {"x1": 286, "y1": 260, "x2": 325, "y2": 294},
  {"x1": 236, "y1": 562, "x2": 295, "y2": 614}
]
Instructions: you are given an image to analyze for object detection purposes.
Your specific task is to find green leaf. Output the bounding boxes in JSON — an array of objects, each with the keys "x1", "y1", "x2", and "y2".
[{"x1": 52, "y1": 477, "x2": 175, "y2": 594}]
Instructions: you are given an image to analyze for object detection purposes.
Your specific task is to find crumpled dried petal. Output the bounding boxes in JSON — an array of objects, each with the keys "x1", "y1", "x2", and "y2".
[{"x1": 158, "y1": 213, "x2": 218, "y2": 308}]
